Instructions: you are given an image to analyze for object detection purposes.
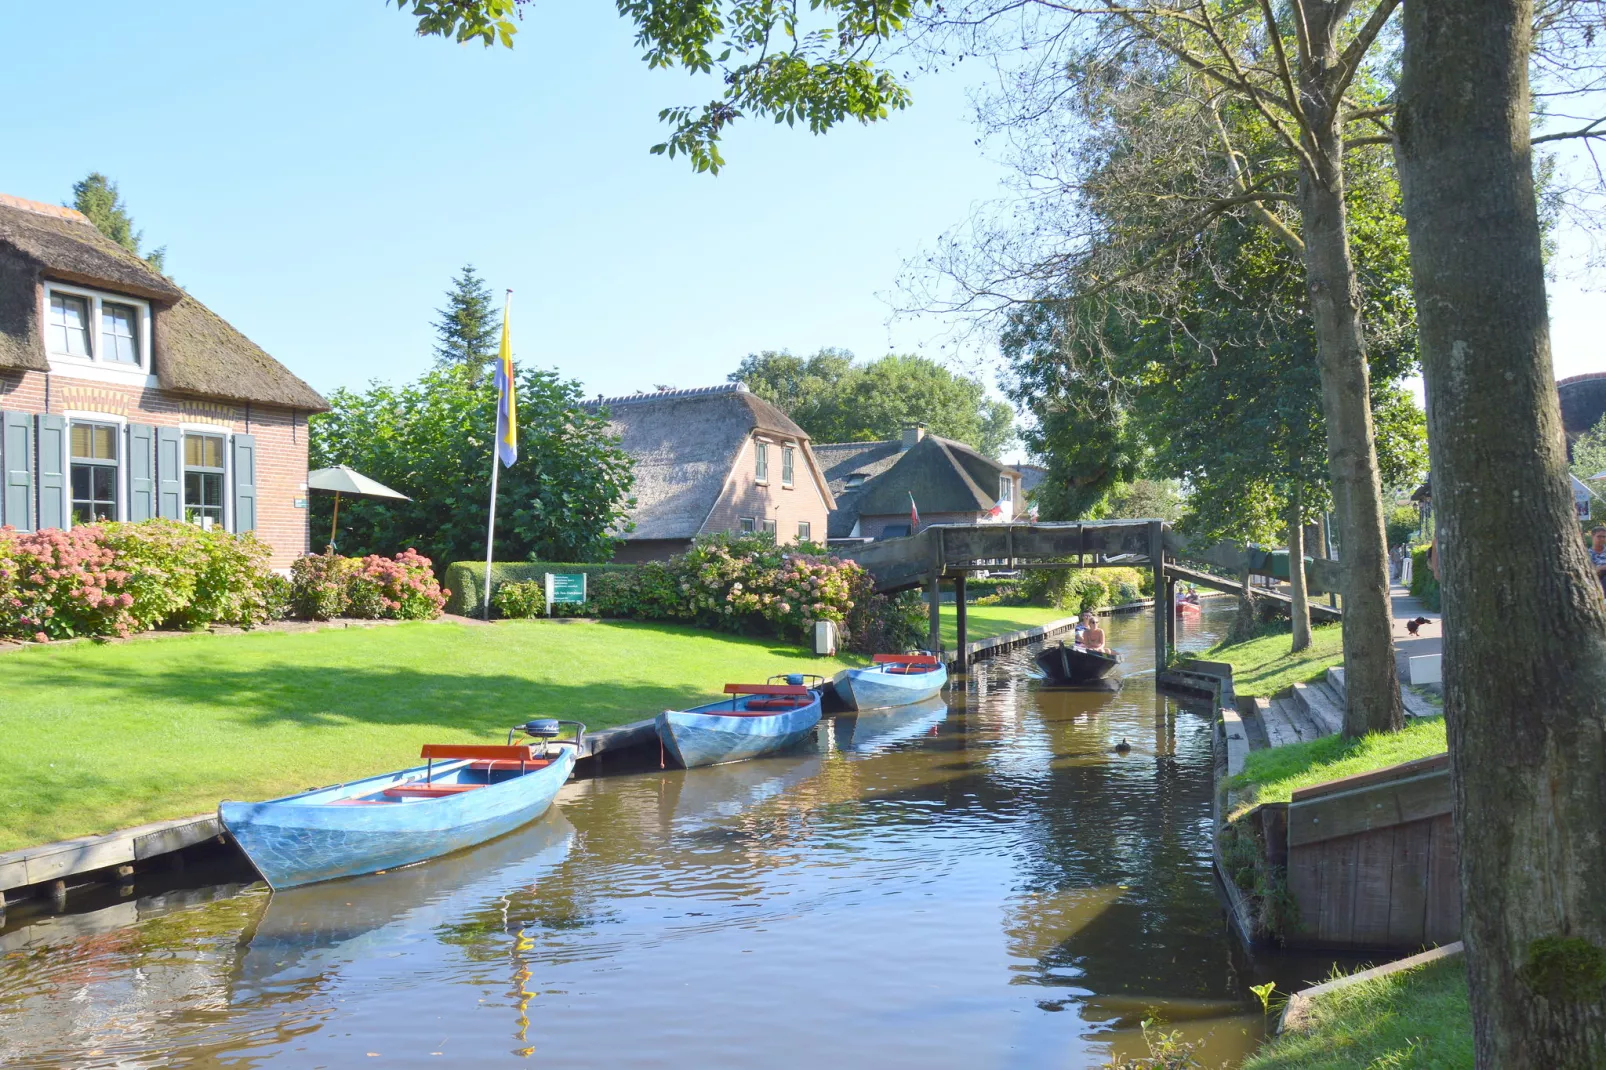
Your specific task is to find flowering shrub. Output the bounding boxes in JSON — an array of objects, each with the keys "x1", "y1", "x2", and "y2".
[
  {"x1": 492, "y1": 580, "x2": 546, "y2": 619},
  {"x1": 290, "y1": 552, "x2": 357, "y2": 620},
  {"x1": 293, "y1": 549, "x2": 446, "y2": 621},
  {"x1": 0, "y1": 526, "x2": 140, "y2": 641}
]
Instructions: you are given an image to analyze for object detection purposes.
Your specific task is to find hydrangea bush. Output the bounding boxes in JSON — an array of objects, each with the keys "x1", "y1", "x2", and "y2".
[{"x1": 292, "y1": 549, "x2": 447, "y2": 621}]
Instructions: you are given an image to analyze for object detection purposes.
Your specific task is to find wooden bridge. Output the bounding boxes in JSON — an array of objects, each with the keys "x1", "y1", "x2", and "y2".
[{"x1": 836, "y1": 521, "x2": 1340, "y2": 668}]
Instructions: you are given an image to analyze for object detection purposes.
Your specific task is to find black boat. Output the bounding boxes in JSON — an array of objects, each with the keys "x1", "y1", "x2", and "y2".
[{"x1": 1035, "y1": 641, "x2": 1123, "y2": 687}]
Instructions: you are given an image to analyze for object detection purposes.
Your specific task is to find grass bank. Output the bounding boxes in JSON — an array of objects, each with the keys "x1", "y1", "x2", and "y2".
[
  {"x1": 0, "y1": 619, "x2": 860, "y2": 852},
  {"x1": 1242, "y1": 954, "x2": 1472, "y2": 1069},
  {"x1": 1227, "y1": 718, "x2": 1447, "y2": 816},
  {"x1": 938, "y1": 604, "x2": 1076, "y2": 649},
  {"x1": 1206, "y1": 622, "x2": 1346, "y2": 697}
]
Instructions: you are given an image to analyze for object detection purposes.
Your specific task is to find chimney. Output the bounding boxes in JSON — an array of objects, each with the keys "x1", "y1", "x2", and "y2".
[{"x1": 901, "y1": 424, "x2": 926, "y2": 451}]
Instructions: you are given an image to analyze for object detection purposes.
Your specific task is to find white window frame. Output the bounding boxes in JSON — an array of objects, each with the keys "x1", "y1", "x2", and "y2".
[
  {"x1": 65, "y1": 411, "x2": 129, "y2": 526},
  {"x1": 998, "y1": 474, "x2": 1014, "y2": 504},
  {"x1": 797, "y1": 520, "x2": 811, "y2": 542},
  {"x1": 739, "y1": 516, "x2": 758, "y2": 534},
  {"x1": 180, "y1": 426, "x2": 232, "y2": 532},
  {"x1": 781, "y1": 445, "x2": 795, "y2": 488},
  {"x1": 754, "y1": 440, "x2": 770, "y2": 484},
  {"x1": 42, "y1": 282, "x2": 154, "y2": 386}
]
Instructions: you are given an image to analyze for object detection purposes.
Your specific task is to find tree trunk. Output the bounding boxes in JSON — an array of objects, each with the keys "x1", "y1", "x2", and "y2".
[
  {"x1": 1295, "y1": 8, "x2": 1405, "y2": 736},
  {"x1": 1288, "y1": 486, "x2": 1312, "y2": 652},
  {"x1": 1398, "y1": 1, "x2": 1606, "y2": 1063},
  {"x1": 1232, "y1": 561, "x2": 1259, "y2": 642}
]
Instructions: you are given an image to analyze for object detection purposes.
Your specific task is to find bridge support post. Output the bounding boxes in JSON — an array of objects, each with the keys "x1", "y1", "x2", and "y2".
[
  {"x1": 1165, "y1": 574, "x2": 1176, "y2": 650},
  {"x1": 927, "y1": 570, "x2": 942, "y2": 656},
  {"x1": 1148, "y1": 521, "x2": 1168, "y2": 669},
  {"x1": 954, "y1": 573, "x2": 968, "y2": 671}
]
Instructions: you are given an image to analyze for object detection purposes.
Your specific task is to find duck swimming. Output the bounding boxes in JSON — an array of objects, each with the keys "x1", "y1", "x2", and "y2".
[{"x1": 1114, "y1": 738, "x2": 1131, "y2": 754}]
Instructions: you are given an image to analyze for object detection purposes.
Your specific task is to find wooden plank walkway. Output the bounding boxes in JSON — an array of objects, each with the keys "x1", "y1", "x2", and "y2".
[{"x1": 0, "y1": 813, "x2": 222, "y2": 905}]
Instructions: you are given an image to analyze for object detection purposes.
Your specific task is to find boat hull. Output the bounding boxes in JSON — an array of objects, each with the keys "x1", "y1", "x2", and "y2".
[
  {"x1": 831, "y1": 664, "x2": 948, "y2": 710},
  {"x1": 656, "y1": 698, "x2": 822, "y2": 769},
  {"x1": 1034, "y1": 642, "x2": 1122, "y2": 686},
  {"x1": 220, "y1": 748, "x2": 575, "y2": 889}
]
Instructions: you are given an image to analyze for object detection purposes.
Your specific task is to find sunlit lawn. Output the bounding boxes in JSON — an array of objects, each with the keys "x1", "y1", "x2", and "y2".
[
  {"x1": 1208, "y1": 622, "x2": 1346, "y2": 697},
  {"x1": 938, "y1": 603, "x2": 1076, "y2": 648},
  {"x1": 0, "y1": 620, "x2": 861, "y2": 852},
  {"x1": 1229, "y1": 717, "x2": 1447, "y2": 813}
]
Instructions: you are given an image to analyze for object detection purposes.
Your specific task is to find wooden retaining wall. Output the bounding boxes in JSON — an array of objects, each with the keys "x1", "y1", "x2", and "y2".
[{"x1": 1283, "y1": 752, "x2": 1459, "y2": 949}]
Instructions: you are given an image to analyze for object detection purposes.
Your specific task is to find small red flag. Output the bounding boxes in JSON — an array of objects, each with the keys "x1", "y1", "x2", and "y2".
[{"x1": 909, "y1": 493, "x2": 920, "y2": 533}]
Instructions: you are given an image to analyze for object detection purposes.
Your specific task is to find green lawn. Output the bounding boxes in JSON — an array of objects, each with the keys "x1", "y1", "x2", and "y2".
[
  {"x1": 1242, "y1": 954, "x2": 1472, "y2": 1069},
  {"x1": 1207, "y1": 622, "x2": 1346, "y2": 697},
  {"x1": 0, "y1": 620, "x2": 861, "y2": 852},
  {"x1": 939, "y1": 603, "x2": 1076, "y2": 648},
  {"x1": 1229, "y1": 718, "x2": 1448, "y2": 811}
]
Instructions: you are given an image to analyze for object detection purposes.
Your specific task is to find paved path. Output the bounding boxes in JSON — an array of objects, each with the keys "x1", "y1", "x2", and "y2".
[{"x1": 1390, "y1": 584, "x2": 1442, "y2": 681}]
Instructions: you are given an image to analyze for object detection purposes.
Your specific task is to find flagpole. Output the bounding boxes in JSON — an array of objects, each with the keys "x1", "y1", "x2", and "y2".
[{"x1": 482, "y1": 290, "x2": 512, "y2": 620}]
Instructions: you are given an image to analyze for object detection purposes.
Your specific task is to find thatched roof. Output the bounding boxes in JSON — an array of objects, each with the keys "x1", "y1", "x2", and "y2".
[
  {"x1": 813, "y1": 439, "x2": 905, "y2": 537},
  {"x1": 0, "y1": 194, "x2": 328, "y2": 411},
  {"x1": 586, "y1": 383, "x2": 831, "y2": 541},
  {"x1": 830, "y1": 433, "x2": 1021, "y2": 524}
]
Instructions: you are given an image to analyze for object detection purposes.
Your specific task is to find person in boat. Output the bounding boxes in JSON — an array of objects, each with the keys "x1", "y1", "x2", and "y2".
[{"x1": 1078, "y1": 612, "x2": 1107, "y2": 653}]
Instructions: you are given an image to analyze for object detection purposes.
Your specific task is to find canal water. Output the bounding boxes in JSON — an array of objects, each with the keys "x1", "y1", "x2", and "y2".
[{"x1": 0, "y1": 604, "x2": 1350, "y2": 1069}]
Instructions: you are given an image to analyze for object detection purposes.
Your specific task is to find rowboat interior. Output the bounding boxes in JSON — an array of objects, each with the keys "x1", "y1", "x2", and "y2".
[
  {"x1": 704, "y1": 682, "x2": 817, "y2": 715},
  {"x1": 870, "y1": 653, "x2": 943, "y2": 675},
  {"x1": 321, "y1": 720, "x2": 584, "y2": 806}
]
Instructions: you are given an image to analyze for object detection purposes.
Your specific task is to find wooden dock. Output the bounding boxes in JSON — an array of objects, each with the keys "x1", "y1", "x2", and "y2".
[{"x1": 0, "y1": 813, "x2": 224, "y2": 917}]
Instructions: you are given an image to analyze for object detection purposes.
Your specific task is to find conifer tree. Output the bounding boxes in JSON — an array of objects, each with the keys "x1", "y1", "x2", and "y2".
[
  {"x1": 432, "y1": 264, "x2": 501, "y2": 382},
  {"x1": 70, "y1": 173, "x2": 166, "y2": 274}
]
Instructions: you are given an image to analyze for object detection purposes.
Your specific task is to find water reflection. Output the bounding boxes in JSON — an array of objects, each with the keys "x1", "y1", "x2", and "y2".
[{"x1": 2, "y1": 604, "x2": 1335, "y2": 1069}]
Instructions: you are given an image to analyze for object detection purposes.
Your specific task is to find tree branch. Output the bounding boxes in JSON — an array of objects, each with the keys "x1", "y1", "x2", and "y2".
[
  {"x1": 1533, "y1": 117, "x2": 1606, "y2": 144},
  {"x1": 1333, "y1": 0, "x2": 1402, "y2": 105}
]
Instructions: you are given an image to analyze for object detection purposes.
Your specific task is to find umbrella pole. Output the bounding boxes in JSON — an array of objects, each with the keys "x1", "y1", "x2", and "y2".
[{"x1": 328, "y1": 492, "x2": 340, "y2": 554}]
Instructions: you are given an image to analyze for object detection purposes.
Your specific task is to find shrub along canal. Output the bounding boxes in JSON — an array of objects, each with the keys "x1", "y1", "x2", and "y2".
[{"x1": 0, "y1": 605, "x2": 1364, "y2": 1068}]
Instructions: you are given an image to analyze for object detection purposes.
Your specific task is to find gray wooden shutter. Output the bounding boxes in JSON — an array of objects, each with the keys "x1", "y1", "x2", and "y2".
[
  {"x1": 2, "y1": 411, "x2": 34, "y2": 531},
  {"x1": 127, "y1": 423, "x2": 155, "y2": 522},
  {"x1": 156, "y1": 427, "x2": 182, "y2": 519},
  {"x1": 231, "y1": 433, "x2": 256, "y2": 533},
  {"x1": 36, "y1": 414, "x2": 68, "y2": 530}
]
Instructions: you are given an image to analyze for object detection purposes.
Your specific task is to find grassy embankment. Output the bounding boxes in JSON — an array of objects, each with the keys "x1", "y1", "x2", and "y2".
[
  {"x1": 1242, "y1": 954, "x2": 1472, "y2": 1069},
  {"x1": 0, "y1": 619, "x2": 861, "y2": 852},
  {"x1": 1207, "y1": 622, "x2": 1447, "y2": 811},
  {"x1": 937, "y1": 603, "x2": 1075, "y2": 649}
]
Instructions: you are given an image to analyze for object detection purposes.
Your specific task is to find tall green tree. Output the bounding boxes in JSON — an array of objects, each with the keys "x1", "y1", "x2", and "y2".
[
  {"x1": 733, "y1": 349, "x2": 1015, "y2": 458},
  {"x1": 432, "y1": 264, "x2": 502, "y2": 383},
  {"x1": 310, "y1": 365, "x2": 635, "y2": 567},
  {"x1": 70, "y1": 173, "x2": 166, "y2": 274}
]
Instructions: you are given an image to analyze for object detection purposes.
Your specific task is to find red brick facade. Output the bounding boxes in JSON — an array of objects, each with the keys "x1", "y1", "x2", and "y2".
[
  {"x1": 0, "y1": 368, "x2": 312, "y2": 569},
  {"x1": 701, "y1": 434, "x2": 832, "y2": 546}
]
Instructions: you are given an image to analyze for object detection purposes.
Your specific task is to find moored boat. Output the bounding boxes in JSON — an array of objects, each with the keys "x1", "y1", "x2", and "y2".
[
  {"x1": 656, "y1": 683, "x2": 822, "y2": 769},
  {"x1": 1034, "y1": 641, "x2": 1122, "y2": 687},
  {"x1": 220, "y1": 720, "x2": 583, "y2": 890},
  {"x1": 832, "y1": 653, "x2": 948, "y2": 710}
]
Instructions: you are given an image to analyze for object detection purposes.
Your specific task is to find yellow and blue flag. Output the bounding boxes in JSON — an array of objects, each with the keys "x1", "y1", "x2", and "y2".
[{"x1": 494, "y1": 294, "x2": 517, "y2": 468}]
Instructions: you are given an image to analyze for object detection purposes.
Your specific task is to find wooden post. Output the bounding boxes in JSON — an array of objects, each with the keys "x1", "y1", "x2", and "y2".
[
  {"x1": 1164, "y1": 575, "x2": 1176, "y2": 650},
  {"x1": 954, "y1": 573, "x2": 968, "y2": 671},
  {"x1": 1148, "y1": 520, "x2": 1167, "y2": 668},
  {"x1": 927, "y1": 570, "x2": 942, "y2": 655}
]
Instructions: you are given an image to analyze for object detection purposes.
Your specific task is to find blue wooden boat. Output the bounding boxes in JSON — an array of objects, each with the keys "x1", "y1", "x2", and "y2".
[
  {"x1": 831, "y1": 653, "x2": 948, "y2": 710},
  {"x1": 833, "y1": 697, "x2": 949, "y2": 753},
  {"x1": 656, "y1": 682, "x2": 822, "y2": 769},
  {"x1": 220, "y1": 720, "x2": 583, "y2": 889}
]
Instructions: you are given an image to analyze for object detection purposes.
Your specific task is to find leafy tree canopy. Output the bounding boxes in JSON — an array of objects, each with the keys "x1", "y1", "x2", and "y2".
[
  {"x1": 433, "y1": 264, "x2": 502, "y2": 382},
  {"x1": 732, "y1": 349, "x2": 1015, "y2": 459},
  {"x1": 70, "y1": 173, "x2": 166, "y2": 274},
  {"x1": 310, "y1": 365, "x2": 635, "y2": 567}
]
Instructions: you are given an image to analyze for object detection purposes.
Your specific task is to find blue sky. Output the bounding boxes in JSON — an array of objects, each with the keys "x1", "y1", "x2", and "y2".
[{"x1": 1, "y1": 2, "x2": 1598, "y2": 418}]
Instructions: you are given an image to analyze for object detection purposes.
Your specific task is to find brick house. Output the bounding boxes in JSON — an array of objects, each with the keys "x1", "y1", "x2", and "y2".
[
  {"x1": 815, "y1": 425, "x2": 1023, "y2": 542},
  {"x1": 586, "y1": 383, "x2": 834, "y2": 562},
  {"x1": 0, "y1": 194, "x2": 328, "y2": 570}
]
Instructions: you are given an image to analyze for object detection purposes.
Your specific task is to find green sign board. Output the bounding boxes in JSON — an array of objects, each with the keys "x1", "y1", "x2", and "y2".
[{"x1": 545, "y1": 572, "x2": 587, "y2": 614}]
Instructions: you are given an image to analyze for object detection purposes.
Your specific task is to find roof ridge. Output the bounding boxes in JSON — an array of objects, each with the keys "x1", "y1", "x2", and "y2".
[
  {"x1": 1558, "y1": 372, "x2": 1606, "y2": 387},
  {"x1": 929, "y1": 436, "x2": 994, "y2": 508},
  {"x1": 584, "y1": 382, "x2": 747, "y2": 407},
  {"x1": 0, "y1": 193, "x2": 92, "y2": 225}
]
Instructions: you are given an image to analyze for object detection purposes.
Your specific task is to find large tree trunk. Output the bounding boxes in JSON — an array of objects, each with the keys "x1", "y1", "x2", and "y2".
[
  {"x1": 1398, "y1": 1, "x2": 1606, "y2": 1063},
  {"x1": 1288, "y1": 485, "x2": 1312, "y2": 652},
  {"x1": 1295, "y1": 97, "x2": 1405, "y2": 735}
]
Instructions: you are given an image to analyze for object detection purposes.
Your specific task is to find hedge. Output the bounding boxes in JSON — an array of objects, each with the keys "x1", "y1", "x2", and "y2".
[
  {"x1": 444, "y1": 561, "x2": 638, "y2": 617},
  {"x1": 1409, "y1": 545, "x2": 1441, "y2": 612}
]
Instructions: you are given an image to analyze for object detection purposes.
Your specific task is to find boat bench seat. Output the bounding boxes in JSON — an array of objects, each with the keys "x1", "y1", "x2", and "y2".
[
  {"x1": 744, "y1": 696, "x2": 814, "y2": 710},
  {"x1": 467, "y1": 759, "x2": 554, "y2": 771},
  {"x1": 383, "y1": 784, "x2": 482, "y2": 798}
]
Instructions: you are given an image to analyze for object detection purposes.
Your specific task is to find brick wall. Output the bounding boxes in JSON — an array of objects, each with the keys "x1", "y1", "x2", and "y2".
[
  {"x1": 0, "y1": 368, "x2": 311, "y2": 569},
  {"x1": 701, "y1": 433, "x2": 831, "y2": 545}
]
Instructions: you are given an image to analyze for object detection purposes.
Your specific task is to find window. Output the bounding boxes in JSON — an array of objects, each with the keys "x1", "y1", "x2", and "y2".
[
  {"x1": 184, "y1": 432, "x2": 226, "y2": 527},
  {"x1": 70, "y1": 422, "x2": 118, "y2": 523},
  {"x1": 755, "y1": 441, "x2": 769, "y2": 482},
  {"x1": 761, "y1": 518, "x2": 777, "y2": 534},
  {"x1": 797, "y1": 521, "x2": 811, "y2": 542},
  {"x1": 998, "y1": 475, "x2": 1014, "y2": 503},
  {"x1": 781, "y1": 446, "x2": 795, "y2": 487},
  {"x1": 739, "y1": 516, "x2": 757, "y2": 533},
  {"x1": 101, "y1": 302, "x2": 140, "y2": 364},
  {"x1": 880, "y1": 524, "x2": 911, "y2": 540},
  {"x1": 845, "y1": 473, "x2": 867, "y2": 489},
  {"x1": 48, "y1": 293, "x2": 91, "y2": 357}
]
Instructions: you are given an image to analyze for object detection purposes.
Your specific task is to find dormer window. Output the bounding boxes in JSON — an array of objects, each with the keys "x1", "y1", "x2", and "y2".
[
  {"x1": 846, "y1": 473, "x2": 867, "y2": 489},
  {"x1": 43, "y1": 283, "x2": 150, "y2": 375}
]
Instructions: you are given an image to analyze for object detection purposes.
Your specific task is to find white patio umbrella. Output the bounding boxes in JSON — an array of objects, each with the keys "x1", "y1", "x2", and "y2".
[{"x1": 307, "y1": 465, "x2": 410, "y2": 551}]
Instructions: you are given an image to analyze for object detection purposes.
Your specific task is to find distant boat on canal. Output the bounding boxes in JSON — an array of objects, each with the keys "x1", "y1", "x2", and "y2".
[
  {"x1": 1034, "y1": 641, "x2": 1123, "y2": 688},
  {"x1": 656, "y1": 681, "x2": 823, "y2": 769},
  {"x1": 220, "y1": 720, "x2": 583, "y2": 889},
  {"x1": 831, "y1": 654, "x2": 948, "y2": 710}
]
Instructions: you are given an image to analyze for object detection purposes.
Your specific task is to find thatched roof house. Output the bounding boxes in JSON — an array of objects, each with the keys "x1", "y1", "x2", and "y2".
[
  {"x1": 816, "y1": 425, "x2": 1022, "y2": 542},
  {"x1": 586, "y1": 383, "x2": 835, "y2": 561}
]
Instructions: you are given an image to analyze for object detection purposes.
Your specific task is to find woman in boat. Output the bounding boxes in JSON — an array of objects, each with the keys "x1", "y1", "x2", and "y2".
[{"x1": 1078, "y1": 612, "x2": 1107, "y2": 653}]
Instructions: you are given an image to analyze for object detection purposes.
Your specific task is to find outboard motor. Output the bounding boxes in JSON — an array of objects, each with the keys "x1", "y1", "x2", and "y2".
[
  {"x1": 785, "y1": 674, "x2": 805, "y2": 687},
  {"x1": 509, "y1": 718, "x2": 562, "y2": 754}
]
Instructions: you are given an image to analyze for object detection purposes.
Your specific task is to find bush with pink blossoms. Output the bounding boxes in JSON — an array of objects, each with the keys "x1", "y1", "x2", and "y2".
[
  {"x1": 0, "y1": 526, "x2": 140, "y2": 641},
  {"x1": 345, "y1": 548, "x2": 448, "y2": 621}
]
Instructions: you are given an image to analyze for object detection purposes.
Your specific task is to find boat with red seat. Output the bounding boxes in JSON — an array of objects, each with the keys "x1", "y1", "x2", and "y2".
[
  {"x1": 219, "y1": 720, "x2": 583, "y2": 889},
  {"x1": 831, "y1": 653, "x2": 948, "y2": 710},
  {"x1": 655, "y1": 680, "x2": 823, "y2": 768}
]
